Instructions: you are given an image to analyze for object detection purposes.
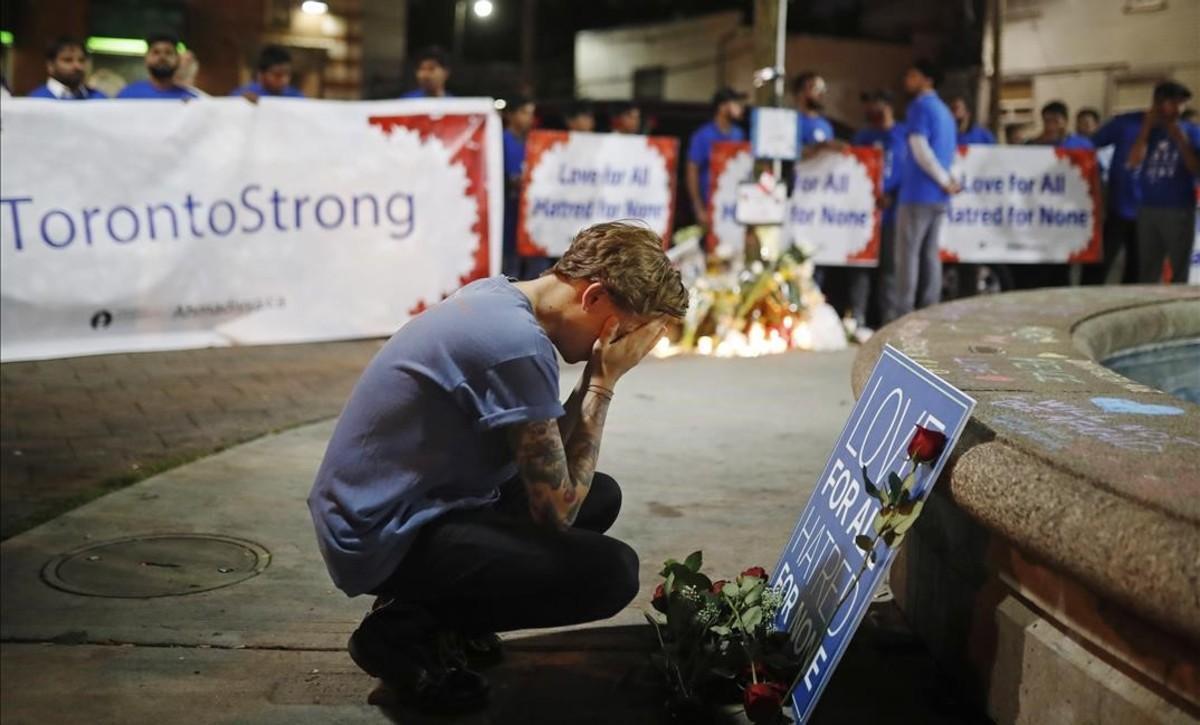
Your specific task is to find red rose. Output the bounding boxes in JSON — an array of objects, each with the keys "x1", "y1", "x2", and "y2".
[
  {"x1": 741, "y1": 566, "x2": 768, "y2": 580},
  {"x1": 652, "y1": 583, "x2": 668, "y2": 613},
  {"x1": 711, "y1": 579, "x2": 727, "y2": 594},
  {"x1": 743, "y1": 681, "x2": 787, "y2": 723},
  {"x1": 907, "y1": 426, "x2": 948, "y2": 464}
]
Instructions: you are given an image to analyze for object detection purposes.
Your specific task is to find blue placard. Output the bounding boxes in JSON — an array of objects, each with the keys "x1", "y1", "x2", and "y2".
[{"x1": 769, "y1": 345, "x2": 976, "y2": 723}]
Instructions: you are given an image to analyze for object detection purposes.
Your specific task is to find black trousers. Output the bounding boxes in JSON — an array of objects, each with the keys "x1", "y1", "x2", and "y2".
[
  {"x1": 1083, "y1": 214, "x2": 1139, "y2": 285},
  {"x1": 369, "y1": 473, "x2": 639, "y2": 638}
]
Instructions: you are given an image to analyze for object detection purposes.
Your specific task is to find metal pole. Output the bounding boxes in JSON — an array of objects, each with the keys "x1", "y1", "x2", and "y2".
[
  {"x1": 989, "y1": 0, "x2": 1004, "y2": 139},
  {"x1": 521, "y1": 0, "x2": 536, "y2": 95},
  {"x1": 773, "y1": 0, "x2": 788, "y2": 179},
  {"x1": 453, "y1": 0, "x2": 467, "y2": 61}
]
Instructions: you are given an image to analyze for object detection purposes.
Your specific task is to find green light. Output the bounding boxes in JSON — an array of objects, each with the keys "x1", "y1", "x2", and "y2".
[
  {"x1": 86, "y1": 37, "x2": 147, "y2": 55},
  {"x1": 84, "y1": 37, "x2": 187, "y2": 55},
  {"x1": 0, "y1": 30, "x2": 13, "y2": 46}
]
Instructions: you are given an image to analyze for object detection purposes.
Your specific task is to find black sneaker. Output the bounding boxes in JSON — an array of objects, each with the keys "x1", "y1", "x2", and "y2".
[
  {"x1": 349, "y1": 612, "x2": 489, "y2": 714},
  {"x1": 436, "y1": 630, "x2": 505, "y2": 671}
]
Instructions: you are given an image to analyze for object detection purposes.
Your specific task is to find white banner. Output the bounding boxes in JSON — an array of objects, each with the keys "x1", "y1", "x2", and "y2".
[
  {"x1": 785, "y1": 148, "x2": 882, "y2": 266},
  {"x1": 0, "y1": 98, "x2": 503, "y2": 362},
  {"x1": 518, "y1": 130, "x2": 678, "y2": 257},
  {"x1": 944, "y1": 145, "x2": 1102, "y2": 263}
]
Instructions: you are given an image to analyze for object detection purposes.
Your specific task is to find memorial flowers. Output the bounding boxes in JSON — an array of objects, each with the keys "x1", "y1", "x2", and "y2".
[
  {"x1": 645, "y1": 552, "x2": 800, "y2": 724},
  {"x1": 854, "y1": 424, "x2": 949, "y2": 560}
]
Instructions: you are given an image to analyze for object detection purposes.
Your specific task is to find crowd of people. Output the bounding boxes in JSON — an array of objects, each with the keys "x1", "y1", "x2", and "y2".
[
  {"x1": 680, "y1": 60, "x2": 1198, "y2": 339},
  {"x1": 11, "y1": 34, "x2": 304, "y2": 102},
  {"x1": 10, "y1": 36, "x2": 1198, "y2": 334}
]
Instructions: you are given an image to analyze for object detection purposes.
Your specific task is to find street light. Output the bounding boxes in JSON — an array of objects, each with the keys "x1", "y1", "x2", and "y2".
[
  {"x1": 473, "y1": 0, "x2": 494, "y2": 18},
  {"x1": 301, "y1": 1, "x2": 328, "y2": 15},
  {"x1": 454, "y1": 0, "x2": 496, "y2": 58}
]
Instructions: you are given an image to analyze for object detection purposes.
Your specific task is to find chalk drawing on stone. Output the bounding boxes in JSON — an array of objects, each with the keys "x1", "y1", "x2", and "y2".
[{"x1": 1090, "y1": 397, "x2": 1184, "y2": 416}]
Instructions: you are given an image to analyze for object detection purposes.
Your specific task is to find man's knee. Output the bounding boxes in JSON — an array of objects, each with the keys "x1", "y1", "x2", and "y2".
[{"x1": 591, "y1": 538, "x2": 640, "y2": 618}]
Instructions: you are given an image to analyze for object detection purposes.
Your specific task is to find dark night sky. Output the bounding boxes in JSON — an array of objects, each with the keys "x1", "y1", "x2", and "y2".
[{"x1": 405, "y1": 0, "x2": 983, "y2": 98}]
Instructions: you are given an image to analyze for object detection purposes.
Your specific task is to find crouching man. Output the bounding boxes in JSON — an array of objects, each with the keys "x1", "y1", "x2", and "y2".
[{"x1": 308, "y1": 221, "x2": 689, "y2": 713}]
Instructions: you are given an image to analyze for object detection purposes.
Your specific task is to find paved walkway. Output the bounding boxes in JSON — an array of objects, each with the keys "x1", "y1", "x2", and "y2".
[
  {"x1": 1, "y1": 341, "x2": 383, "y2": 540},
  {"x1": 1, "y1": 346, "x2": 986, "y2": 724}
]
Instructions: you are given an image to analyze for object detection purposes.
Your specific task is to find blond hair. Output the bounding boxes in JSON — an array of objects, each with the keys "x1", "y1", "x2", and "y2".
[{"x1": 549, "y1": 222, "x2": 689, "y2": 319}]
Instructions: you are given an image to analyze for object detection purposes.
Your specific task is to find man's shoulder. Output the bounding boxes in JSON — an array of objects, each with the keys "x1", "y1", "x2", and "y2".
[{"x1": 27, "y1": 84, "x2": 54, "y2": 98}]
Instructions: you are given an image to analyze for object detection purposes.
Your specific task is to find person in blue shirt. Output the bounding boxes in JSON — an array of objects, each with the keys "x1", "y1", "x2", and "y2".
[
  {"x1": 28, "y1": 37, "x2": 107, "y2": 100},
  {"x1": 686, "y1": 87, "x2": 747, "y2": 233},
  {"x1": 949, "y1": 95, "x2": 996, "y2": 145},
  {"x1": 1017, "y1": 101, "x2": 1096, "y2": 289},
  {"x1": 1027, "y1": 100, "x2": 1094, "y2": 150},
  {"x1": 888, "y1": 59, "x2": 960, "y2": 324},
  {"x1": 311, "y1": 223, "x2": 686, "y2": 713},
  {"x1": 563, "y1": 99, "x2": 595, "y2": 132},
  {"x1": 792, "y1": 71, "x2": 841, "y2": 158},
  {"x1": 231, "y1": 45, "x2": 304, "y2": 101},
  {"x1": 116, "y1": 33, "x2": 199, "y2": 100},
  {"x1": 502, "y1": 96, "x2": 536, "y2": 278},
  {"x1": 1123, "y1": 82, "x2": 1199, "y2": 283},
  {"x1": 1088, "y1": 82, "x2": 1199, "y2": 285},
  {"x1": 401, "y1": 46, "x2": 452, "y2": 99},
  {"x1": 852, "y1": 90, "x2": 908, "y2": 334},
  {"x1": 609, "y1": 101, "x2": 641, "y2": 134}
]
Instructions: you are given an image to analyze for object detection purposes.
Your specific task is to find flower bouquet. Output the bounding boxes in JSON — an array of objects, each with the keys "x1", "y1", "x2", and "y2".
[{"x1": 645, "y1": 552, "x2": 800, "y2": 724}]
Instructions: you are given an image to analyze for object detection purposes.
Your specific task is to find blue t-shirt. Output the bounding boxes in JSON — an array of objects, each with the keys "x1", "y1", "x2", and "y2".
[
  {"x1": 687, "y1": 120, "x2": 746, "y2": 200},
  {"x1": 308, "y1": 277, "x2": 565, "y2": 596},
  {"x1": 503, "y1": 128, "x2": 526, "y2": 179},
  {"x1": 400, "y1": 89, "x2": 453, "y2": 99},
  {"x1": 796, "y1": 113, "x2": 835, "y2": 149},
  {"x1": 899, "y1": 91, "x2": 957, "y2": 205},
  {"x1": 1092, "y1": 112, "x2": 1146, "y2": 219},
  {"x1": 116, "y1": 79, "x2": 199, "y2": 100},
  {"x1": 229, "y1": 81, "x2": 304, "y2": 98},
  {"x1": 1025, "y1": 134, "x2": 1095, "y2": 150},
  {"x1": 957, "y1": 124, "x2": 996, "y2": 145},
  {"x1": 28, "y1": 83, "x2": 107, "y2": 100},
  {"x1": 1138, "y1": 121, "x2": 1200, "y2": 209},
  {"x1": 853, "y1": 122, "x2": 908, "y2": 225}
]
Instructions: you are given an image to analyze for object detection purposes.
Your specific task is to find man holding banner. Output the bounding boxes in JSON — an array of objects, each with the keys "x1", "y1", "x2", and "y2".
[
  {"x1": 888, "y1": 60, "x2": 959, "y2": 324},
  {"x1": 309, "y1": 222, "x2": 688, "y2": 713},
  {"x1": 852, "y1": 90, "x2": 906, "y2": 332},
  {"x1": 686, "y1": 87, "x2": 747, "y2": 233}
]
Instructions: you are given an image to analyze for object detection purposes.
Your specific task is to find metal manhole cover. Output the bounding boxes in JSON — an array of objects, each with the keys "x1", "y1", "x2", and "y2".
[{"x1": 42, "y1": 533, "x2": 270, "y2": 598}]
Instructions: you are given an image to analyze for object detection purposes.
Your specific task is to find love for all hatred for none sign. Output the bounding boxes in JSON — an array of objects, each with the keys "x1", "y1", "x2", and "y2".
[
  {"x1": 769, "y1": 345, "x2": 975, "y2": 723},
  {"x1": 786, "y1": 148, "x2": 883, "y2": 266},
  {"x1": 943, "y1": 145, "x2": 1102, "y2": 263},
  {"x1": 709, "y1": 144, "x2": 1102, "y2": 265},
  {"x1": 518, "y1": 130, "x2": 679, "y2": 257}
]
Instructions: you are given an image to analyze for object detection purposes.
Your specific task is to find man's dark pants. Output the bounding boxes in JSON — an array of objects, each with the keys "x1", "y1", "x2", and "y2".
[
  {"x1": 367, "y1": 473, "x2": 638, "y2": 640},
  {"x1": 1083, "y1": 213, "x2": 1139, "y2": 285}
]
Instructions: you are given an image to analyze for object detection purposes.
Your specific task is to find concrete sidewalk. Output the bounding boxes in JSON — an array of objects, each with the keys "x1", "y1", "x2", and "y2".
[{"x1": 1, "y1": 349, "x2": 982, "y2": 724}]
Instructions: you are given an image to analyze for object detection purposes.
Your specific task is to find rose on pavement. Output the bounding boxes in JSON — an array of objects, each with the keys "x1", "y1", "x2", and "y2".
[{"x1": 743, "y1": 681, "x2": 788, "y2": 723}]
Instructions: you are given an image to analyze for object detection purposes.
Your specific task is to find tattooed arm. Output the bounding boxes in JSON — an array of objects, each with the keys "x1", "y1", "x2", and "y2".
[
  {"x1": 506, "y1": 386, "x2": 612, "y2": 530},
  {"x1": 506, "y1": 316, "x2": 665, "y2": 531}
]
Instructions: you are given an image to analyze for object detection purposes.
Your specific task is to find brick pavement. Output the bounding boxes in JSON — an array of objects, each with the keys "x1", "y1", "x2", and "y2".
[{"x1": 0, "y1": 340, "x2": 384, "y2": 540}]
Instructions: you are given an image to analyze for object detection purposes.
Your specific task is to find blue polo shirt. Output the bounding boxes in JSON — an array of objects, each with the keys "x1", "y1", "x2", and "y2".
[
  {"x1": 1025, "y1": 134, "x2": 1094, "y2": 150},
  {"x1": 308, "y1": 277, "x2": 565, "y2": 596},
  {"x1": 957, "y1": 124, "x2": 995, "y2": 145},
  {"x1": 899, "y1": 91, "x2": 957, "y2": 205},
  {"x1": 28, "y1": 83, "x2": 107, "y2": 100},
  {"x1": 688, "y1": 120, "x2": 746, "y2": 200},
  {"x1": 230, "y1": 81, "x2": 304, "y2": 98},
  {"x1": 400, "y1": 89, "x2": 453, "y2": 99},
  {"x1": 853, "y1": 122, "x2": 908, "y2": 225},
  {"x1": 503, "y1": 129, "x2": 526, "y2": 179},
  {"x1": 116, "y1": 79, "x2": 199, "y2": 100},
  {"x1": 1091, "y1": 112, "x2": 1146, "y2": 219},
  {"x1": 796, "y1": 113, "x2": 835, "y2": 149},
  {"x1": 1139, "y1": 121, "x2": 1200, "y2": 209}
]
